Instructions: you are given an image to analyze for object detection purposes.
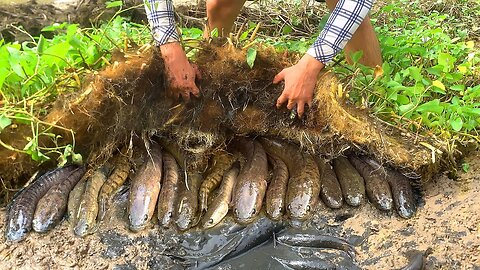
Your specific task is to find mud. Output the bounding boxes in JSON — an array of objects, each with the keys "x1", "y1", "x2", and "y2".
[{"x1": 1, "y1": 151, "x2": 478, "y2": 269}]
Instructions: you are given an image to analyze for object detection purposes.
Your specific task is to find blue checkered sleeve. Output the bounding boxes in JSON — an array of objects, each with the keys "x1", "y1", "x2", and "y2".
[
  {"x1": 144, "y1": 0, "x2": 180, "y2": 46},
  {"x1": 307, "y1": 0, "x2": 373, "y2": 64}
]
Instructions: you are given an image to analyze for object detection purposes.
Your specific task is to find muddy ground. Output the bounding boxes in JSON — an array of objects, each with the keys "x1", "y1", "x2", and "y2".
[{"x1": 0, "y1": 151, "x2": 478, "y2": 269}]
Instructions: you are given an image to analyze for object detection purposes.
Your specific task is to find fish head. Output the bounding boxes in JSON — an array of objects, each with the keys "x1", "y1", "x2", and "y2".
[
  {"x1": 74, "y1": 219, "x2": 92, "y2": 237},
  {"x1": 200, "y1": 202, "x2": 229, "y2": 229},
  {"x1": 175, "y1": 198, "x2": 196, "y2": 231},
  {"x1": 6, "y1": 209, "x2": 29, "y2": 242},
  {"x1": 233, "y1": 190, "x2": 259, "y2": 225},
  {"x1": 287, "y1": 193, "x2": 316, "y2": 221},
  {"x1": 128, "y1": 191, "x2": 153, "y2": 232}
]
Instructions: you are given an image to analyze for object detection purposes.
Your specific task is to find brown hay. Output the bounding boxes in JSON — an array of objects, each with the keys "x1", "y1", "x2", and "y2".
[{"x1": 0, "y1": 43, "x2": 442, "y2": 203}]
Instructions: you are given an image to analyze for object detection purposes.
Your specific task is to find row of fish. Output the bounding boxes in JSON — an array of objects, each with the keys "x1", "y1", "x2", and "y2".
[{"x1": 4, "y1": 136, "x2": 417, "y2": 243}]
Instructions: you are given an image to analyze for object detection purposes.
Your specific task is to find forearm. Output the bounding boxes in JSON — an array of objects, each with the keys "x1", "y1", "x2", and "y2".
[
  {"x1": 307, "y1": 0, "x2": 374, "y2": 64},
  {"x1": 144, "y1": 0, "x2": 180, "y2": 46}
]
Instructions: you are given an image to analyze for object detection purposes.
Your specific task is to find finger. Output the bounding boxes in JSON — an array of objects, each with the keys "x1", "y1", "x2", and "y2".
[
  {"x1": 273, "y1": 70, "x2": 285, "y2": 84},
  {"x1": 276, "y1": 93, "x2": 288, "y2": 108},
  {"x1": 286, "y1": 99, "x2": 296, "y2": 110},
  {"x1": 191, "y1": 84, "x2": 200, "y2": 97},
  {"x1": 192, "y1": 64, "x2": 202, "y2": 80},
  {"x1": 297, "y1": 101, "x2": 305, "y2": 118}
]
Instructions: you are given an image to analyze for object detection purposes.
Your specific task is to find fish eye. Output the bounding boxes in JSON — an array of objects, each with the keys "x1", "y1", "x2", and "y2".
[
  {"x1": 252, "y1": 208, "x2": 256, "y2": 215},
  {"x1": 208, "y1": 218, "x2": 214, "y2": 224},
  {"x1": 168, "y1": 212, "x2": 173, "y2": 218},
  {"x1": 287, "y1": 204, "x2": 292, "y2": 210},
  {"x1": 306, "y1": 205, "x2": 311, "y2": 212}
]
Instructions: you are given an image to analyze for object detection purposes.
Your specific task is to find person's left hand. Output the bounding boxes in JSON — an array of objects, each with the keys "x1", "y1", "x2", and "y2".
[{"x1": 273, "y1": 54, "x2": 325, "y2": 117}]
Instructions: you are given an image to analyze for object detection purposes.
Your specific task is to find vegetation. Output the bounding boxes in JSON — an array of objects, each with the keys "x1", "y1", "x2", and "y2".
[{"x1": 0, "y1": 0, "x2": 478, "y2": 166}]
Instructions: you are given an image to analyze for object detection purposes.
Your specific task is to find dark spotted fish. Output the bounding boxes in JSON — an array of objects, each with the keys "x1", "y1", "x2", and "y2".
[
  {"x1": 157, "y1": 152, "x2": 180, "y2": 228},
  {"x1": 5, "y1": 165, "x2": 77, "y2": 242},
  {"x1": 128, "y1": 144, "x2": 162, "y2": 232},
  {"x1": 98, "y1": 151, "x2": 132, "y2": 221},
  {"x1": 175, "y1": 172, "x2": 203, "y2": 231},
  {"x1": 348, "y1": 155, "x2": 393, "y2": 211},
  {"x1": 276, "y1": 233, "x2": 357, "y2": 259},
  {"x1": 259, "y1": 137, "x2": 320, "y2": 221},
  {"x1": 315, "y1": 158, "x2": 343, "y2": 209},
  {"x1": 199, "y1": 151, "x2": 235, "y2": 213},
  {"x1": 332, "y1": 156, "x2": 365, "y2": 207},
  {"x1": 32, "y1": 167, "x2": 87, "y2": 233},
  {"x1": 265, "y1": 154, "x2": 289, "y2": 220},
  {"x1": 74, "y1": 168, "x2": 107, "y2": 237},
  {"x1": 67, "y1": 176, "x2": 86, "y2": 224},
  {"x1": 362, "y1": 157, "x2": 416, "y2": 218},
  {"x1": 232, "y1": 138, "x2": 268, "y2": 224},
  {"x1": 201, "y1": 163, "x2": 240, "y2": 229},
  {"x1": 273, "y1": 257, "x2": 337, "y2": 270}
]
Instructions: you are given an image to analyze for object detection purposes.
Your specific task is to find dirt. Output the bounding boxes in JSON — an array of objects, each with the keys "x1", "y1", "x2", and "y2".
[{"x1": 0, "y1": 151, "x2": 478, "y2": 269}]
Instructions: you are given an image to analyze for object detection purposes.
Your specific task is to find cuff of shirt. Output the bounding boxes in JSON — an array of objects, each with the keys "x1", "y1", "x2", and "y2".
[
  {"x1": 152, "y1": 25, "x2": 180, "y2": 46},
  {"x1": 306, "y1": 42, "x2": 337, "y2": 66}
]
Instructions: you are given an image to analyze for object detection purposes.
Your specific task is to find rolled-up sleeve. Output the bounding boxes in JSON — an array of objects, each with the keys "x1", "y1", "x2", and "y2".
[
  {"x1": 144, "y1": 0, "x2": 180, "y2": 46},
  {"x1": 307, "y1": 0, "x2": 373, "y2": 64}
]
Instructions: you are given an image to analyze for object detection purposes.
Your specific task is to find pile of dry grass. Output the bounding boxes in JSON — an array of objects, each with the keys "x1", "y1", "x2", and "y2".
[{"x1": 0, "y1": 43, "x2": 441, "y2": 205}]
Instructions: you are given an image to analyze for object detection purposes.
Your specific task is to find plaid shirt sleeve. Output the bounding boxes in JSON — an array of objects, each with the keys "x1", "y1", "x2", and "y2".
[
  {"x1": 307, "y1": 0, "x2": 374, "y2": 64},
  {"x1": 144, "y1": 0, "x2": 180, "y2": 46}
]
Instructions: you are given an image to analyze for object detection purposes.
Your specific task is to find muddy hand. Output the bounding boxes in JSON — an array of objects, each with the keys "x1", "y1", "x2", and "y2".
[
  {"x1": 160, "y1": 42, "x2": 201, "y2": 101},
  {"x1": 273, "y1": 54, "x2": 324, "y2": 117}
]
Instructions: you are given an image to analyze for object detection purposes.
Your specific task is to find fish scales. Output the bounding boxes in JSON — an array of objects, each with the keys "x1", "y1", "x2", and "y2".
[
  {"x1": 199, "y1": 151, "x2": 235, "y2": 213},
  {"x1": 259, "y1": 137, "x2": 320, "y2": 221},
  {"x1": 332, "y1": 156, "x2": 365, "y2": 207},
  {"x1": 315, "y1": 158, "x2": 343, "y2": 209},
  {"x1": 128, "y1": 144, "x2": 163, "y2": 232},
  {"x1": 175, "y1": 172, "x2": 203, "y2": 231},
  {"x1": 32, "y1": 167, "x2": 87, "y2": 233},
  {"x1": 157, "y1": 151, "x2": 180, "y2": 228},
  {"x1": 232, "y1": 138, "x2": 268, "y2": 224},
  {"x1": 67, "y1": 177, "x2": 87, "y2": 224},
  {"x1": 362, "y1": 157, "x2": 416, "y2": 218},
  {"x1": 348, "y1": 155, "x2": 393, "y2": 211},
  {"x1": 74, "y1": 168, "x2": 107, "y2": 237},
  {"x1": 201, "y1": 163, "x2": 240, "y2": 229},
  {"x1": 265, "y1": 154, "x2": 289, "y2": 220},
  {"x1": 6, "y1": 165, "x2": 77, "y2": 242},
  {"x1": 98, "y1": 152, "x2": 132, "y2": 220}
]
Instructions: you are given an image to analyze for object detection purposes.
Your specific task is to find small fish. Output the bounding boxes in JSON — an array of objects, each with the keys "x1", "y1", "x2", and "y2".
[
  {"x1": 6, "y1": 165, "x2": 77, "y2": 242},
  {"x1": 128, "y1": 144, "x2": 162, "y2": 232},
  {"x1": 315, "y1": 158, "x2": 343, "y2": 209},
  {"x1": 332, "y1": 156, "x2": 365, "y2": 207},
  {"x1": 201, "y1": 163, "x2": 240, "y2": 229},
  {"x1": 265, "y1": 154, "x2": 289, "y2": 220},
  {"x1": 199, "y1": 151, "x2": 235, "y2": 213},
  {"x1": 259, "y1": 137, "x2": 320, "y2": 221},
  {"x1": 74, "y1": 168, "x2": 108, "y2": 237},
  {"x1": 349, "y1": 155, "x2": 393, "y2": 211},
  {"x1": 67, "y1": 176, "x2": 87, "y2": 224},
  {"x1": 32, "y1": 167, "x2": 87, "y2": 233},
  {"x1": 276, "y1": 233, "x2": 357, "y2": 259},
  {"x1": 175, "y1": 172, "x2": 203, "y2": 231},
  {"x1": 398, "y1": 248, "x2": 432, "y2": 270},
  {"x1": 98, "y1": 150, "x2": 132, "y2": 221},
  {"x1": 232, "y1": 138, "x2": 268, "y2": 224},
  {"x1": 157, "y1": 152, "x2": 180, "y2": 228},
  {"x1": 362, "y1": 157, "x2": 416, "y2": 218}
]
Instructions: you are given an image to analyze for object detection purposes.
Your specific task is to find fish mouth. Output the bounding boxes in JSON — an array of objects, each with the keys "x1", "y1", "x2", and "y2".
[
  {"x1": 129, "y1": 214, "x2": 149, "y2": 232},
  {"x1": 6, "y1": 228, "x2": 27, "y2": 243},
  {"x1": 32, "y1": 219, "x2": 51, "y2": 233}
]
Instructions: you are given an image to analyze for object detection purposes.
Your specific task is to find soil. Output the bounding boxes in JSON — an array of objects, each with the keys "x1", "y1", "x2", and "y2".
[{"x1": 0, "y1": 151, "x2": 478, "y2": 269}]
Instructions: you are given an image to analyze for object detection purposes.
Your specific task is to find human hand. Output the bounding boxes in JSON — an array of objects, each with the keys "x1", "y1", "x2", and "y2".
[
  {"x1": 273, "y1": 54, "x2": 324, "y2": 117},
  {"x1": 160, "y1": 42, "x2": 201, "y2": 101}
]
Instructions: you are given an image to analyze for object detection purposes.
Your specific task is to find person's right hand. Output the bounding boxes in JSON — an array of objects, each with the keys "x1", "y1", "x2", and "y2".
[{"x1": 160, "y1": 42, "x2": 201, "y2": 101}]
